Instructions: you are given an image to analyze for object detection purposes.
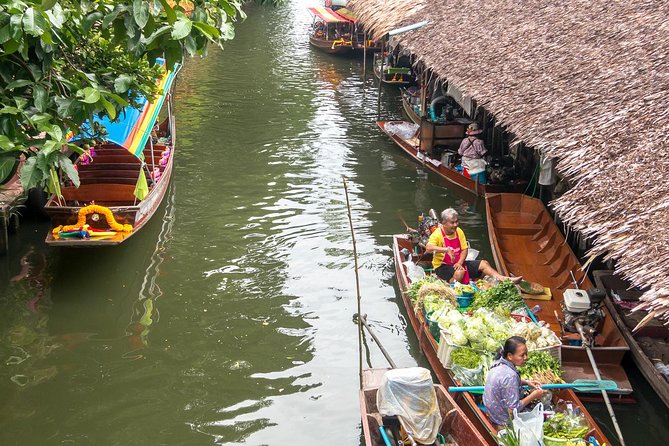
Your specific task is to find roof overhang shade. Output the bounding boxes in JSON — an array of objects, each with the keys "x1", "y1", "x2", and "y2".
[
  {"x1": 334, "y1": 8, "x2": 358, "y2": 22},
  {"x1": 76, "y1": 58, "x2": 180, "y2": 159},
  {"x1": 307, "y1": 6, "x2": 349, "y2": 23}
]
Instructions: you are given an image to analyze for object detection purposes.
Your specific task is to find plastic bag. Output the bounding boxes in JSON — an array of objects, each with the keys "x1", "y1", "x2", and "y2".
[
  {"x1": 452, "y1": 363, "x2": 485, "y2": 386},
  {"x1": 377, "y1": 367, "x2": 442, "y2": 444},
  {"x1": 512, "y1": 403, "x2": 544, "y2": 446},
  {"x1": 404, "y1": 259, "x2": 425, "y2": 282},
  {"x1": 384, "y1": 121, "x2": 420, "y2": 140}
]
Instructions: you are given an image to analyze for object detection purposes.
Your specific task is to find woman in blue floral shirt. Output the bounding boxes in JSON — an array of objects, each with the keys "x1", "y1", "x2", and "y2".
[{"x1": 483, "y1": 336, "x2": 547, "y2": 428}]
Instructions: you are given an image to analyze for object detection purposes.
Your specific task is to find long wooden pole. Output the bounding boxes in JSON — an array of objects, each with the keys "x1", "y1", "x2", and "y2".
[
  {"x1": 376, "y1": 37, "x2": 385, "y2": 120},
  {"x1": 343, "y1": 176, "x2": 364, "y2": 389},
  {"x1": 362, "y1": 31, "x2": 367, "y2": 88}
]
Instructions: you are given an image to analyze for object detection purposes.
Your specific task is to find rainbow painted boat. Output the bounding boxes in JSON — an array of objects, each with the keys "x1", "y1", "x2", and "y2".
[{"x1": 44, "y1": 59, "x2": 180, "y2": 246}]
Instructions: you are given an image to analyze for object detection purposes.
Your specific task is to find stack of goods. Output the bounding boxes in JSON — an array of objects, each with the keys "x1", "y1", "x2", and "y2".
[
  {"x1": 543, "y1": 409, "x2": 590, "y2": 445},
  {"x1": 518, "y1": 351, "x2": 563, "y2": 384}
]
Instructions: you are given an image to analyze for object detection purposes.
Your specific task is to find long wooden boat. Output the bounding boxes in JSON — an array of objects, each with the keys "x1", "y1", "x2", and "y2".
[
  {"x1": 373, "y1": 53, "x2": 412, "y2": 86},
  {"x1": 307, "y1": 6, "x2": 354, "y2": 56},
  {"x1": 360, "y1": 368, "x2": 488, "y2": 446},
  {"x1": 593, "y1": 270, "x2": 669, "y2": 407},
  {"x1": 44, "y1": 61, "x2": 179, "y2": 246},
  {"x1": 377, "y1": 121, "x2": 524, "y2": 196},
  {"x1": 401, "y1": 88, "x2": 421, "y2": 124},
  {"x1": 485, "y1": 193, "x2": 632, "y2": 394},
  {"x1": 393, "y1": 234, "x2": 612, "y2": 445}
]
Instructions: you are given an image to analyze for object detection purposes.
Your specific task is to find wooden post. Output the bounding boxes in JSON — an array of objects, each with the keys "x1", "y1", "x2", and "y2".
[
  {"x1": 420, "y1": 69, "x2": 428, "y2": 118},
  {"x1": 0, "y1": 214, "x2": 7, "y2": 255},
  {"x1": 376, "y1": 38, "x2": 385, "y2": 120},
  {"x1": 362, "y1": 31, "x2": 367, "y2": 88}
]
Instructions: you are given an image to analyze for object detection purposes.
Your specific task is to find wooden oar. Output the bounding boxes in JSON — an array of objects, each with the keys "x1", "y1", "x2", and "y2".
[{"x1": 448, "y1": 379, "x2": 618, "y2": 393}]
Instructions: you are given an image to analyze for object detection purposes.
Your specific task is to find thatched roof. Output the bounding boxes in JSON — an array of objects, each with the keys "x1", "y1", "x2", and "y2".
[{"x1": 350, "y1": 0, "x2": 669, "y2": 323}]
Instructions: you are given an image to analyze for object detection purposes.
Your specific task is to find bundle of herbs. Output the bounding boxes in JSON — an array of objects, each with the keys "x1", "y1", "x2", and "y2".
[
  {"x1": 518, "y1": 351, "x2": 563, "y2": 384},
  {"x1": 470, "y1": 279, "x2": 525, "y2": 315}
]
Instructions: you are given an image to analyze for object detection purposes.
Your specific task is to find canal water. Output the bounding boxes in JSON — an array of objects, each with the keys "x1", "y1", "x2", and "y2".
[{"x1": 0, "y1": 1, "x2": 667, "y2": 445}]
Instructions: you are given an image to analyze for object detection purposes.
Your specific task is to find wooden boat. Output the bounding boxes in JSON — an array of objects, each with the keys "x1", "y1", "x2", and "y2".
[
  {"x1": 485, "y1": 193, "x2": 632, "y2": 394},
  {"x1": 393, "y1": 234, "x2": 613, "y2": 445},
  {"x1": 307, "y1": 6, "x2": 354, "y2": 55},
  {"x1": 401, "y1": 87, "x2": 421, "y2": 124},
  {"x1": 377, "y1": 121, "x2": 525, "y2": 196},
  {"x1": 44, "y1": 61, "x2": 179, "y2": 246},
  {"x1": 373, "y1": 52, "x2": 412, "y2": 85},
  {"x1": 360, "y1": 368, "x2": 488, "y2": 445},
  {"x1": 331, "y1": 7, "x2": 382, "y2": 56},
  {"x1": 593, "y1": 270, "x2": 669, "y2": 407}
]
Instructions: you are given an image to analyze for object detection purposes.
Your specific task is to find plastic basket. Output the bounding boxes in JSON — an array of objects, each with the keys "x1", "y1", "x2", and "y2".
[
  {"x1": 436, "y1": 330, "x2": 481, "y2": 369},
  {"x1": 425, "y1": 311, "x2": 441, "y2": 342}
]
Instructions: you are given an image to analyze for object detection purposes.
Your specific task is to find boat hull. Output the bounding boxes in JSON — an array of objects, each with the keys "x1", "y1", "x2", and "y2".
[
  {"x1": 485, "y1": 193, "x2": 632, "y2": 394},
  {"x1": 593, "y1": 270, "x2": 669, "y2": 407},
  {"x1": 392, "y1": 234, "x2": 612, "y2": 445},
  {"x1": 360, "y1": 368, "x2": 488, "y2": 446},
  {"x1": 377, "y1": 121, "x2": 524, "y2": 196},
  {"x1": 401, "y1": 89, "x2": 421, "y2": 124},
  {"x1": 309, "y1": 36, "x2": 353, "y2": 55}
]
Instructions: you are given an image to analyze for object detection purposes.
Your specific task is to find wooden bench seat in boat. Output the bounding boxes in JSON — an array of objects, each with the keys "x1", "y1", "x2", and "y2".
[{"x1": 61, "y1": 183, "x2": 137, "y2": 206}]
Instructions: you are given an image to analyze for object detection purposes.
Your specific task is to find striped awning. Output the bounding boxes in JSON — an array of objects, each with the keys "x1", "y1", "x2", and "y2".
[
  {"x1": 307, "y1": 6, "x2": 348, "y2": 23},
  {"x1": 334, "y1": 8, "x2": 358, "y2": 22}
]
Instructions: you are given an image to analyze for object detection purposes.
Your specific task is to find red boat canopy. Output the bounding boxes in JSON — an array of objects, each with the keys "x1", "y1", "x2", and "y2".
[
  {"x1": 307, "y1": 6, "x2": 348, "y2": 23},
  {"x1": 334, "y1": 8, "x2": 358, "y2": 22}
]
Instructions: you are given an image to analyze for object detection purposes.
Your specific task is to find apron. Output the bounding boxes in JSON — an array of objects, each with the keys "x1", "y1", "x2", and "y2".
[{"x1": 441, "y1": 227, "x2": 470, "y2": 284}]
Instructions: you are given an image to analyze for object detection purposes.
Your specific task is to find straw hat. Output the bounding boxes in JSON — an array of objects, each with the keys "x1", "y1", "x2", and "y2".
[{"x1": 466, "y1": 123, "x2": 483, "y2": 136}]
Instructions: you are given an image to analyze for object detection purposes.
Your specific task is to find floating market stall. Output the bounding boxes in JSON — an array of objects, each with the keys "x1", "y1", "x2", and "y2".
[{"x1": 392, "y1": 232, "x2": 612, "y2": 445}]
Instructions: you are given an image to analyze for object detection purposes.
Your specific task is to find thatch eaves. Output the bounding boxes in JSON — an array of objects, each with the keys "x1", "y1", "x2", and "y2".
[{"x1": 349, "y1": 0, "x2": 669, "y2": 322}]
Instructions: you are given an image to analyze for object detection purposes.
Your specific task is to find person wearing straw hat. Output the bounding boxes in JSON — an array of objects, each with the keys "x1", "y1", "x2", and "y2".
[{"x1": 458, "y1": 123, "x2": 488, "y2": 180}]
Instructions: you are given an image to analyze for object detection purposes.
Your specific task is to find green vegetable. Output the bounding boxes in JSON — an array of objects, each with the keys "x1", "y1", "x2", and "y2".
[
  {"x1": 407, "y1": 275, "x2": 442, "y2": 304},
  {"x1": 518, "y1": 351, "x2": 562, "y2": 383},
  {"x1": 543, "y1": 412, "x2": 589, "y2": 439},
  {"x1": 450, "y1": 347, "x2": 483, "y2": 369},
  {"x1": 470, "y1": 280, "x2": 524, "y2": 313},
  {"x1": 497, "y1": 424, "x2": 521, "y2": 446}
]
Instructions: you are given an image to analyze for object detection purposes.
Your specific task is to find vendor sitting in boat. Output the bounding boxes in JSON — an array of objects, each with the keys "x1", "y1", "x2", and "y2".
[
  {"x1": 425, "y1": 208, "x2": 521, "y2": 284},
  {"x1": 458, "y1": 123, "x2": 488, "y2": 179},
  {"x1": 483, "y1": 336, "x2": 547, "y2": 429}
]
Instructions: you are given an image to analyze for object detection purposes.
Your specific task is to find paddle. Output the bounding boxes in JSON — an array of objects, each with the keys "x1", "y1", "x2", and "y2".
[{"x1": 448, "y1": 379, "x2": 618, "y2": 393}]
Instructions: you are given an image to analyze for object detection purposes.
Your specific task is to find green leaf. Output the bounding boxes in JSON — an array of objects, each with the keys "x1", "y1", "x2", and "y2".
[
  {"x1": 6, "y1": 79, "x2": 32, "y2": 89},
  {"x1": 219, "y1": 22, "x2": 235, "y2": 41},
  {"x1": 33, "y1": 84, "x2": 48, "y2": 112},
  {"x1": 142, "y1": 24, "x2": 171, "y2": 47},
  {"x1": 102, "y1": 8, "x2": 123, "y2": 29},
  {"x1": 133, "y1": 0, "x2": 150, "y2": 29},
  {"x1": 10, "y1": 14, "x2": 23, "y2": 40},
  {"x1": 171, "y1": 17, "x2": 192, "y2": 40},
  {"x1": 55, "y1": 96, "x2": 75, "y2": 118},
  {"x1": 23, "y1": 7, "x2": 48, "y2": 37},
  {"x1": 0, "y1": 135, "x2": 16, "y2": 151},
  {"x1": 113, "y1": 74, "x2": 134, "y2": 93},
  {"x1": 30, "y1": 113, "x2": 52, "y2": 129},
  {"x1": 82, "y1": 12, "x2": 104, "y2": 33},
  {"x1": 41, "y1": 139, "x2": 61, "y2": 155},
  {"x1": 46, "y1": 3, "x2": 65, "y2": 29},
  {"x1": 157, "y1": 0, "x2": 176, "y2": 24},
  {"x1": 0, "y1": 25, "x2": 11, "y2": 44},
  {"x1": 3, "y1": 39, "x2": 20, "y2": 55},
  {"x1": 46, "y1": 125, "x2": 62, "y2": 142},
  {"x1": 20, "y1": 156, "x2": 45, "y2": 190},
  {"x1": 78, "y1": 87, "x2": 100, "y2": 104},
  {"x1": 40, "y1": 29, "x2": 53, "y2": 44},
  {"x1": 99, "y1": 96, "x2": 116, "y2": 120},
  {"x1": 0, "y1": 153, "x2": 19, "y2": 184},
  {"x1": 58, "y1": 154, "x2": 79, "y2": 188},
  {"x1": 41, "y1": 0, "x2": 58, "y2": 11},
  {"x1": 192, "y1": 21, "x2": 220, "y2": 40},
  {"x1": 184, "y1": 35, "x2": 196, "y2": 55},
  {"x1": 0, "y1": 106, "x2": 20, "y2": 115}
]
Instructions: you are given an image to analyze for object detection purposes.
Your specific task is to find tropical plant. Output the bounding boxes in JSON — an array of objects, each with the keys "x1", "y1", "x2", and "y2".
[{"x1": 0, "y1": 0, "x2": 266, "y2": 190}]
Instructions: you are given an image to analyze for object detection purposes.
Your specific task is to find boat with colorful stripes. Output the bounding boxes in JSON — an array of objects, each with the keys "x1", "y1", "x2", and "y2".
[{"x1": 44, "y1": 59, "x2": 180, "y2": 246}]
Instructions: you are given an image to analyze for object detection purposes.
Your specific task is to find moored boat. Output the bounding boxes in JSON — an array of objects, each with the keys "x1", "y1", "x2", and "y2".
[
  {"x1": 307, "y1": 6, "x2": 354, "y2": 55},
  {"x1": 44, "y1": 60, "x2": 179, "y2": 246},
  {"x1": 593, "y1": 270, "x2": 669, "y2": 407},
  {"x1": 360, "y1": 368, "x2": 488, "y2": 446},
  {"x1": 377, "y1": 121, "x2": 525, "y2": 196},
  {"x1": 401, "y1": 87, "x2": 421, "y2": 124},
  {"x1": 373, "y1": 52, "x2": 413, "y2": 85},
  {"x1": 392, "y1": 233, "x2": 613, "y2": 445},
  {"x1": 484, "y1": 193, "x2": 632, "y2": 394}
]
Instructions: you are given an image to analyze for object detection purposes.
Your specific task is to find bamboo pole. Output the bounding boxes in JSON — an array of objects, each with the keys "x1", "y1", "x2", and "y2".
[
  {"x1": 376, "y1": 38, "x2": 386, "y2": 120},
  {"x1": 343, "y1": 176, "x2": 364, "y2": 390},
  {"x1": 362, "y1": 31, "x2": 367, "y2": 89}
]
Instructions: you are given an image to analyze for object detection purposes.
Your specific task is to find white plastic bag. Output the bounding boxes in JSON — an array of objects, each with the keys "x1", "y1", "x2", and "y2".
[
  {"x1": 403, "y1": 259, "x2": 425, "y2": 282},
  {"x1": 512, "y1": 403, "x2": 544, "y2": 446},
  {"x1": 377, "y1": 367, "x2": 442, "y2": 444}
]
